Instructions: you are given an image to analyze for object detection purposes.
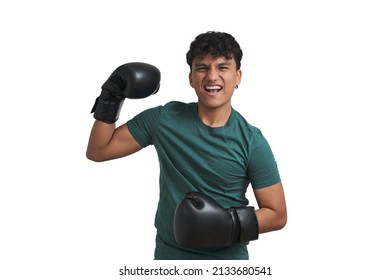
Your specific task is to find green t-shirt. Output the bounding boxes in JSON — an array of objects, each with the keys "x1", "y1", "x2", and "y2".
[{"x1": 127, "y1": 101, "x2": 280, "y2": 260}]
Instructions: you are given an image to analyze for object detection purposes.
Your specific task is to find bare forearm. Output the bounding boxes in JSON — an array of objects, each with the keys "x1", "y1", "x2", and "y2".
[
  {"x1": 253, "y1": 183, "x2": 287, "y2": 234},
  {"x1": 256, "y1": 207, "x2": 287, "y2": 234},
  {"x1": 86, "y1": 120, "x2": 116, "y2": 161}
]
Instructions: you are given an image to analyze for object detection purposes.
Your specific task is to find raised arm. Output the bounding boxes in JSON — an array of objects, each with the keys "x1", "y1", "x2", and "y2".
[
  {"x1": 86, "y1": 62, "x2": 160, "y2": 162},
  {"x1": 86, "y1": 121, "x2": 142, "y2": 162}
]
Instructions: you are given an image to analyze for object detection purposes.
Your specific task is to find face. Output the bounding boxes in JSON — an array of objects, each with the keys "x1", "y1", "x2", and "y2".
[{"x1": 189, "y1": 54, "x2": 242, "y2": 111}]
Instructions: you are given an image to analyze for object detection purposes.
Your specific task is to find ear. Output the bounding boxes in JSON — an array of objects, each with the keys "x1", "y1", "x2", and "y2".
[
  {"x1": 236, "y1": 69, "x2": 242, "y2": 86},
  {"x1": 189, "y1": 72, "x2": 194, "y2": 88}
]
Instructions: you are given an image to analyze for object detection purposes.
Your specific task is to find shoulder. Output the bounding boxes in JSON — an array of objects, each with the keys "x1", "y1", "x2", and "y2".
[
  {"x1": 231, "y1": 109, "x2": 264, "y2": 139},
  {"x1": 132, "y1": 101, "x2": 193, "y2": 118},
  {"x1": 161, "y1": 101, "x2": 195, "y2": 112},
  {"x1": 157, "y1": 101, "x2": 196, "y2": 120}
]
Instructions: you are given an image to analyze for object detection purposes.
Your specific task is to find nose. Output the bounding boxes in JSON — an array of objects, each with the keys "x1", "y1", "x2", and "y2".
[{"x1": 206, "y1": 67, "x2": 219, "y2": 82}]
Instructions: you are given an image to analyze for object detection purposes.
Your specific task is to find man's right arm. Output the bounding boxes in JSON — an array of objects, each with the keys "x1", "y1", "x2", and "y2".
[
  {"x1": 86, "y1": 120, "x2": 142, "y2": 162},
  {"x1": 85, "y1": 62, "x2": 160, "y2": 162}
]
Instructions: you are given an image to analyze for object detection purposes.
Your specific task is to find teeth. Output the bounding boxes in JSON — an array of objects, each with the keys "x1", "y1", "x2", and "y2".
[{"x1": 206, "y1": 86, "x2": 221, "y2": 90}]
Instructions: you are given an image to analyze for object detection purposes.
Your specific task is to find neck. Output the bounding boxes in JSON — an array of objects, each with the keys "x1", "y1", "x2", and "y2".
[{"x1": 197, "y1": 104, "x2": 232, "y2": 128}]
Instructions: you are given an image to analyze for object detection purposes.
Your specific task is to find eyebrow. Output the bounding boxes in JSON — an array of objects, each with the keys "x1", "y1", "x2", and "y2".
[{"x1": 194, "y1": 61, "x2": 232, "y2": 68}]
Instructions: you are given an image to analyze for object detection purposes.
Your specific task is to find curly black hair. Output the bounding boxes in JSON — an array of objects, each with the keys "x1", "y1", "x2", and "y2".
[{"x1": 186, "y1": 31, "x2": 243, "y2": 70}]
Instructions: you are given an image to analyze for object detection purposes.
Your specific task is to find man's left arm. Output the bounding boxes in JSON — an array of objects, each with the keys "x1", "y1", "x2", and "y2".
[{"x1": 253, "y1": 182, "x2": 287, "y2": 233}]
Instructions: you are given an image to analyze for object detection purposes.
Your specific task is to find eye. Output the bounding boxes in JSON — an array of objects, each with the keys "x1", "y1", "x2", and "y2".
[
  {"x1": 196, "y1": 66, "x2": 208, "y2": 72},
  {"x1": 218, "y1": 65, "x2": 230, "y2": 71}
]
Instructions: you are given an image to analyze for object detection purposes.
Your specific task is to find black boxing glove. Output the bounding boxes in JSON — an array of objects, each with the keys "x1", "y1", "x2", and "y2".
[
  {"x1": 91, "y1": 62, "x2": 160, "y2": 123},
  {"x1": 173, "y1": 192, "x2": 259, "y2": 248}
]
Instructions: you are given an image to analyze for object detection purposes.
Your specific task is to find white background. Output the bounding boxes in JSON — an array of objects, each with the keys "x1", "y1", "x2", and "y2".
[{"x1": 1, "y1": 0, "x2": 389, "y2": 279}]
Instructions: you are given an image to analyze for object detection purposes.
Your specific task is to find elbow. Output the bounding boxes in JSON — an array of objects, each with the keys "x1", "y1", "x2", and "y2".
[
  {"x1": 257, "y1": 209, "x2": 287, "y2": 233},
  {"x1": 276, "y1": 212, "x2": 288, "y2": 231},
  {"x1": 86, "y1": 153, "x2": 99, "y2": 162},
  {"x1": 86, "y1": 150, "x2": 105, "y2": 162},
  {"x1": 279, "y1": 215, "x2": 288, "y2": 230}
]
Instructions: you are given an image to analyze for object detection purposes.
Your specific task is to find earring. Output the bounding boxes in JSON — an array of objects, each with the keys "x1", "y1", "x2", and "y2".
[{"x1": 235, "y1": 85, "x2": 238, "y2": 89}]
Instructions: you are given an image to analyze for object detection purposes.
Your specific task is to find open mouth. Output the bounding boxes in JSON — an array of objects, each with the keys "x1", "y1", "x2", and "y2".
[{"x1": 204, "y1": 85, "x2": 222, "y2": 96}]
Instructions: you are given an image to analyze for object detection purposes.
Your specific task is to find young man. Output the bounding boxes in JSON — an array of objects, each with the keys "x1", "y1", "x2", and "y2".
[{"x1": 86, "y1": 31, "x2": 287, "y2": 260}]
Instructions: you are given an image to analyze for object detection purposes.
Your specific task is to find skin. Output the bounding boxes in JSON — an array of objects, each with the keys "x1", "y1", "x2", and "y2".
[
  {"x1": 86, "y1": 54, "x2": 287, "y2": 234},
  {"x1": 189, "y1": 54, "x2": 241, "y2": 127}
]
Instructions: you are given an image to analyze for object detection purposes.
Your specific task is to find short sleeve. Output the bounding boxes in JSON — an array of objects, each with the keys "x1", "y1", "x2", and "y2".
[
  {"x1": 248, "y1": 130, "x2": 281, "y2": 189},
  {"x1": 126, "y1": 106, "x2": 162, "y2": 147}
]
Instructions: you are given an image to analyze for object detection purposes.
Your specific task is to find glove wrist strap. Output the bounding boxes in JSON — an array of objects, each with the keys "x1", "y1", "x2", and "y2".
[
  {"x1": 91, "y1": 91, "x2": 124, "y2": 124},
  {"x1": 234, "y1": 207, "x2": 259, "y2": 243}
]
